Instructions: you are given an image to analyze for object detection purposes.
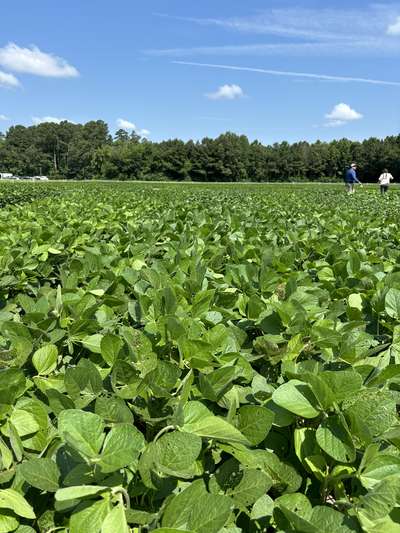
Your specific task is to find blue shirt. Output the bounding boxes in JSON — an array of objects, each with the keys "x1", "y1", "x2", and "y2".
[{"x1": 345, "y1": 168, "x2": 358, "y2": 183}]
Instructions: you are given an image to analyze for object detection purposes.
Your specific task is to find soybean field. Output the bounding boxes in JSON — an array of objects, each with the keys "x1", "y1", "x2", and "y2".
[{"x1": 1, "y1": 181, "x2": 400, "y2": 532}]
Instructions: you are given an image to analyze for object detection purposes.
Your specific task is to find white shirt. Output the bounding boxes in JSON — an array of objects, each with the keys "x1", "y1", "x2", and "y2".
[{"x1": 379, "y1": 173, "x2": 394, "y2": 185}]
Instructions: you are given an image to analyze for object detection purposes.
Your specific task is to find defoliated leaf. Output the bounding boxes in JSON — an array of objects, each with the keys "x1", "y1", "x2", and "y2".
[
  {"x1": 0, "y1": 489, "x2": 35, "y2": 519},
  {"x1": 70, "y1": 499, "x2": 110, "y2": 533},
  {"x1": 316, "y1": 416, "x2": 356, "y2": 463},
  {"x1": 58, "y1": 409, "x2": 105, "y2": 459},
  {"x1": 32, "y1": 344, "x2": 58, "y2": 375},
  {"x1": 97, "y1": 424, "x2": 145, "y2": 474},
  {"x1": 272, "y1": 380, "x2": 320, "y2": 418},
  {"x1": 101, "y1": 504, "x2": 129, "y2": 533},
  {"x1": 20, "y1": 458, "x2": 60, "y2": 492},
  {"x1": 155, "y1": 431, "x2": 202, "y2": 478},
  {"x1": 385, "y1": 288, "x2": 400, "y2": 319},
  {"x1": 237, "y1": 406, "x2": 274, "y2": 446},
  {"x1": 182, "y1": 402, "x2": 249, "y2": 445}
]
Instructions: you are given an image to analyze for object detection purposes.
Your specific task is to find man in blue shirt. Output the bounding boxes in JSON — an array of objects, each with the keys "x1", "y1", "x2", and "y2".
[{"x1": 345, "y1": 163, "x2": 361, "y2": 194}]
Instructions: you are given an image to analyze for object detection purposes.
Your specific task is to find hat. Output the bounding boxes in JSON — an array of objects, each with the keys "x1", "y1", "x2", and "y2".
[{"x1": 351, "y1": 163, "x2": 357, "y2": 168}]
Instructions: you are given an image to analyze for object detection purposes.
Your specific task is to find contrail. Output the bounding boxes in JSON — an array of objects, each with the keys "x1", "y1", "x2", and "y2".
[{"x1": 173, "y1": 60, "x2": 400, "y2": 87}]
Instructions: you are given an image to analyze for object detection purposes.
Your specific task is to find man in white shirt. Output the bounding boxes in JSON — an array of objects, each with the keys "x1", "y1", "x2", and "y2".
[{"x1": 378, "y1": 169, "x2": 394, "y2": 195}]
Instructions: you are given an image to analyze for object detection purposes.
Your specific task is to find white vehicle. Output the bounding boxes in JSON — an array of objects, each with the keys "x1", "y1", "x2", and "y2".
[
  {"x1": 0, "y1": 172, "x2": 13, "y2": 179},
  {"x1": 34, "y1": 176, "x2": 49, "y2": 181}
]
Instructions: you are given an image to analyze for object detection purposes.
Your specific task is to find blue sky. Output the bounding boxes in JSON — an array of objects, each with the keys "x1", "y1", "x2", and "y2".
[{"x1": 1, "y1": 0, "x2": 400, "y2": 144}]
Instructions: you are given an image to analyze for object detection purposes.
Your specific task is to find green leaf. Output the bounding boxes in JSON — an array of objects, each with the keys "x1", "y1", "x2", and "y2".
[
  {"x1": 162, "y1": 480, "x2": 207, "y2": 529},
  {"x1": 9, "y1": 409, "x2": 40, "y2": 437},
  {"x1": 319, "y1": 371, "x2": 363, "y2": 403},
  {"x1": 154, "y1": 530, "x2": 193, "y2": 533},
  {"x1": 310, "y1": 506, "x2": 359, "y2": 533},
  {"x1": 55, "y1": 486, "x2": 109, "y2": 502},
  {"x1": 101, "y1": 504, "x2": 129, "y2": 533},
  {"x1": 70, "y1": 499, "x2": 110, "y2": 533},
  {"x1": 251, "y1": 494, "x2": 274, "y2": 519},
  {"x1": 20, "y1": 458, "x2": 60, "y2": 492},
  {"x1": 272, "y1": 380, "x2": 320, "y2": 418},
  {"x1": 100, "y1": 334, "x2": 123, "y2": 366},
  {"x1": 14, "y1": 526, "x2": 36, "y2": 533},
  {"x1": 344, "y1": 389, "x2": 397, "y2": 439},
  {"x1": 58, "y1": 409, "x2": 105, "y2": 459},
  {"x1": 237, "y1": 406, "x2": 274, "y2": 446},
  {"x1": 226, "y1": 468, "x2": 272, "y2": 508},
  {"x1": 8, "y1": 422, "x2": 23, "y2": 462},
  {"x1": 0, "y1": 489, "x2": 35, "y2": 519},
  {"x1": 32, "y1": 344, "x2": 58, "y2": 375},
  {"x1": 316, "y1": 415, "x2": 356, "y2": 464},
  {"x1": 0, "y1": 512, "x2": 19, "y2": 533},
  {"x1": 0, "y1": 369, "x2": 26, "y2": 405},
  {"x1": 198, "y1": 367, "x2": 236, "y2": 402},
  {"x1": 97, "y1": 424, "x2": 145, "y2": 474},
  {"x1": 360, "y1": 455, "x2": 400, "y2": 489},
  {"x1": 386, "y1": 288, "x2": 400, "y2": 319},
  {"x1": 182, "y1": 402, "x2": 249, "y2": 445},
  {"x1": 64, "y1": 359, "x2": 103, "y2": 398},
  {"x1": 357, "y1": 476, "x2": 400, "y2": 522},
  {"x1": 187, "y1": 494, "x2": 233, "y2": 533},
  {"x1": 155, "y1": 431, "x2": 202, "y2": 478},
  {"x1": 82, "y1": 334, "x2": 104, "y2": 354}
]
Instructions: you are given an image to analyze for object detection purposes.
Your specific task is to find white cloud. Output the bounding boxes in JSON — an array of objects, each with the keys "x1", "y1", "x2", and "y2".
[
  {"x1": 206, "y1": 84, "x2": 244, "y2": 100},
  {"x1": 0, "y1": 114, "x2": 9, "y2": 120},
  {"x1": 116, "y1": 119, "x2": 150, "y2": 137},
  {"x1": 175, "y1": 61, "x2": 400, "y2": 87},
  {"x1": 0, "y1": 43, "x2": 78, "y2": 78},
  {"x1": 32, "y1": 116, "x2": 69, "y2": 125},
  {"x1": 137, "y1": 128, "x2": 150, "y2": 137},
  {"x1": 0, "y1": 70, "x2": 20, "y2": 88},
  {"x1": 387, "y1": 16, "x2": 400, "y2": 35},
  {"x1": 116, "y1": 118, "x2": 136, "y2": 130},
  {"x1": 325, "y1": 103, "x2": 363, "y2": 127},
  {"x1": 152, "y1": 6, "x2": 400, "y2": 58}
]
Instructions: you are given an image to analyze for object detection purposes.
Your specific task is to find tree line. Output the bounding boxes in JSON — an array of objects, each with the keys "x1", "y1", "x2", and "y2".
[{"x1": 0, "y1": 120, "x2": 399, "y2": 182}]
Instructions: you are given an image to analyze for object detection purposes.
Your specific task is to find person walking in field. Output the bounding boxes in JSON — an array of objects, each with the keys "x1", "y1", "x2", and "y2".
[
  {"x1": 378, "y1": 168, "x2": 394, "y2": 195},
  {"x1": 345, "y1": 163, "x2": 362, "y2": 194}
]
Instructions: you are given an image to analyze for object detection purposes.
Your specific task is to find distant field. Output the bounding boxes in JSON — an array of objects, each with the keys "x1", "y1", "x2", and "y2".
[{"x1": 0, "y1": 180, "x2": 400, "y2": 532}]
